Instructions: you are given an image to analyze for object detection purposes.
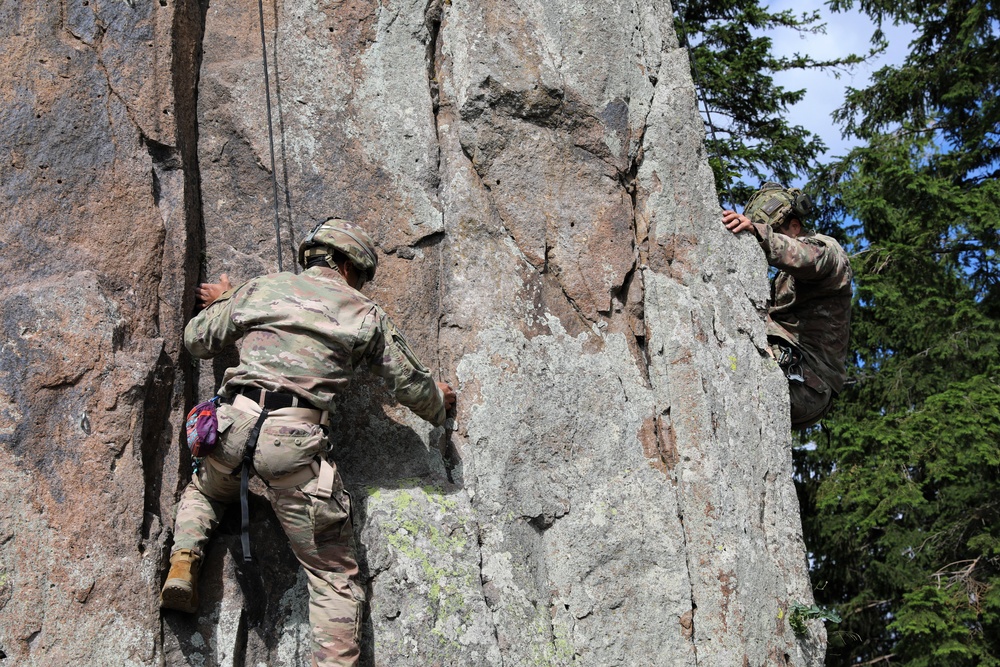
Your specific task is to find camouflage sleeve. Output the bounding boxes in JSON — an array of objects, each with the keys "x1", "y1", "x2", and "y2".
[
  {"x1": 363, "y1": 307, "x2": 446, "y2": 426},
  {"x1": 753, "y1": 222, "x2": 849, "y2": 282},
  {"x1": 183, "y1": 282, "x2": 251, "y2": 359}
]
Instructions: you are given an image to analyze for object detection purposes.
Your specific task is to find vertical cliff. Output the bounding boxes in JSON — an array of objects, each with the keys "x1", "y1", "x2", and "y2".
[{"x1": 0, "y1": 0, "x2": 824, "y2": 665}]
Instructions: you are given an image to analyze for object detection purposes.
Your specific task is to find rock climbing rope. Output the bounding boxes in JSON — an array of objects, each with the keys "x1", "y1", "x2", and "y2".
[{"x1": 256, "y1": 0, "x2": 286, "y2": 271}]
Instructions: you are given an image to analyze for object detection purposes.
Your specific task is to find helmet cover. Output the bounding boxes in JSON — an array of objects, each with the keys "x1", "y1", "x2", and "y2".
[
  {"x1": 298, "y1": 218, "x2": 378, "y2": 280},
  {"x1": 743, "y1": 182, "x2": 813, "y2": 229}
]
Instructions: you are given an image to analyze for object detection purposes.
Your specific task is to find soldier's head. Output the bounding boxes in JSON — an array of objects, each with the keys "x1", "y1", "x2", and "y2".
[
  {"x1": 743, "y1": 182, "x2": 813, "y2": 238},
  {"x1": 298, "y1": 218, "x2": 378, "y2": 289}
]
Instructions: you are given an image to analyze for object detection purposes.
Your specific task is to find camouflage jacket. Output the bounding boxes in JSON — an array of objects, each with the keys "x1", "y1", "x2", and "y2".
[
  {"x1": 752, "y1": 222, "x2": 853, "y2": 394},
  {"x1": 184, "y1": 266, "x2": 446, "y2": 426}
]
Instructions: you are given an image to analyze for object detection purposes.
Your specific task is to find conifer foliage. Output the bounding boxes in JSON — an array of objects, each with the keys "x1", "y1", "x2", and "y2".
[
  {"x1": 797, "y1": 1, "x2": 1000, "y2": 665},
  {"x1": 673, "y1": 0, "x2": 860, "y2": 205}
]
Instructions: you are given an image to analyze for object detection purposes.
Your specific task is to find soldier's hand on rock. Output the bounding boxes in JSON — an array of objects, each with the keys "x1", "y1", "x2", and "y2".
[
  {"x1": 437, "y1": 382, "x2": 457, "y2": 415},
  {"x1": 722, "y1": 210, "x2": 754, "y2": 235},
  {"x1": 196, "y1": 273, "x2": 234, "y2": 308}
]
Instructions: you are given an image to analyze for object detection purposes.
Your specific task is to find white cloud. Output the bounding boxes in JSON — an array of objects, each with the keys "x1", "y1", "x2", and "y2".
[{"x1": 764, "y1": 0, "x2": 917, "y2": 158}]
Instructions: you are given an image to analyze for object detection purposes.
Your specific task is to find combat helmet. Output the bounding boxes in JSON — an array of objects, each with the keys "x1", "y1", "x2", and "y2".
[
  {"x1": 298, "y1": 218, "x2": 378, "y2": 280},
  {"x1": 743, "y1": 182, "x2": 813, "y2": 229}
]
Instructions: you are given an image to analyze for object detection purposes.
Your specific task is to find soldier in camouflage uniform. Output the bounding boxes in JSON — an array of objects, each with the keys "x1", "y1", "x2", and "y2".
[
  {"x1": 722, "y1": 183, "x2": 852, "y2": 429},
  {"x1": 160, "y1": 218, "x2": 455, "y2": 667}
]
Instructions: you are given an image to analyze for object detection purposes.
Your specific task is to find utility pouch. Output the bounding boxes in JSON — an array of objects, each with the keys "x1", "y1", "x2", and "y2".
[
  {"x1": 208, "y1": 404, "x2": 260, "y2": 472},
  {"x1": 253, "y1": 417, "x2": 326, "y2": 482},
  {"x1": 185, "y1": 397, "x2": 220, "y2": 457}
]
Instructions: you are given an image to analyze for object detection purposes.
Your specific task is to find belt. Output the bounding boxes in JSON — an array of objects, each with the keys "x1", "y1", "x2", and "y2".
[{"x1": 223, "y1": 387, "x2": 319, "y2": 412}]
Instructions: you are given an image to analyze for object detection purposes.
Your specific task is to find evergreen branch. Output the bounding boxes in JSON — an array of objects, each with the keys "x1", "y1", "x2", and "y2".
[
  {"x1": 969, "y1": 168, "x2": 1000, "y2": 184},
  {"x1": 929, "y1": 243, "x2": 987, "y2": 255},
  {"x1": 889, "y1": 123, "x2": 946, "y2": 140},
  {"x1": 931, "y1": 556, "x2": 981, "y2": 584}
]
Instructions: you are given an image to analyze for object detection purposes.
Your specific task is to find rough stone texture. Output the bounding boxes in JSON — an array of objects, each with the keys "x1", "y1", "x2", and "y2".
[
  {"x1": 0, "y1": 0, "x2": 825, "y2": 665},
  {"x1": 0, "y1": 0, "x2": 199, "y2": 664}
]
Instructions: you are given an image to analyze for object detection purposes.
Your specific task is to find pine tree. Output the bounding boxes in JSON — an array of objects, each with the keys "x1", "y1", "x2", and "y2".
[
  {"x1": 674, "y1": 0, "x2": 861, "y2": 206},
  {"x1": 797, "y1": 2, "x2": 1000, "y2": 664}
]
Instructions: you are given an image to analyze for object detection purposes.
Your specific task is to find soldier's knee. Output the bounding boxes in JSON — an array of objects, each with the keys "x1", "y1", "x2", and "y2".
[{"x1": 789, "y1": 382, "x2": 833, "y2": 429}]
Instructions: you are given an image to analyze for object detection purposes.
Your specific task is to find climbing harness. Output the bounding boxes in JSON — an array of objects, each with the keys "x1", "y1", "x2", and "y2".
[
  {"x1": 216, "y1": 388, "x2": 329, "y2": 562},
  {"x1": 236, "y1": 406, "x2": 270, "y2": 563},
  {"x1": 256, "y1": 0, "x2": 288, "y2": 271},
  {"x1": 774, "y1": 342, "x2": 806, "y2": 384}
]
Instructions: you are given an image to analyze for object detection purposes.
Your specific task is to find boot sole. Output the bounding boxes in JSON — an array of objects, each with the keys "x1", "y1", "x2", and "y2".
[{"x1": 160, "y1": 579, "x2": 198, "y2": 614}]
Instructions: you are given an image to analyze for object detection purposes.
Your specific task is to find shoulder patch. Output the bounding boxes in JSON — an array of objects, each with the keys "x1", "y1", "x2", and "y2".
[{"x1": 383, "y1": 316, "x2": 430, "y2": 374}]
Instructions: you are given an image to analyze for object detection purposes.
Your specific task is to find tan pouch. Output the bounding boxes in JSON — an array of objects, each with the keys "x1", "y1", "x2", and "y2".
[
  {"x1": 253, "y1": 414, "x2": 326, "y2": 482},
  {"x1": 207, "y1": 403, "x2": 259, "y2": 472}
]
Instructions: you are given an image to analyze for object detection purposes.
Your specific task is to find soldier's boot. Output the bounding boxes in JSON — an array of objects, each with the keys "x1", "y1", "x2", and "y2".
[{"x1": 160, "y1": 549, "x2": 201, "y2": 613}]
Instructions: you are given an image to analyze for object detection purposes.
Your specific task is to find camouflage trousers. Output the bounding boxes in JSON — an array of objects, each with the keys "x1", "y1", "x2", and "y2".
[
  {"x1": 770, "y1": 341, "x2": 834, "y2": 429},
  {"x1": 172, "y1": 404, "x2": 364, "y2": 667},
  {"x1": 788, "y1": 379, "x2": 833, "y2": 429}
]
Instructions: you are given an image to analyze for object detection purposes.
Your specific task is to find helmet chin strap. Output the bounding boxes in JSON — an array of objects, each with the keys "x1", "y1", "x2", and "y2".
[{"x1": 324, "y1": 253, "x2": 364, "y2": 289}]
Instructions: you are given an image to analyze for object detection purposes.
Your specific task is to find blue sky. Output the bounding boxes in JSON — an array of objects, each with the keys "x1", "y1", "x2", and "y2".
[{"x1": 766, "y1": 0, "x2": 917, "y2": 159}]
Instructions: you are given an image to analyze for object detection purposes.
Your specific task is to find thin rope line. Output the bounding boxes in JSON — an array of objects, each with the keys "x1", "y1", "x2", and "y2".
[{"x1": 257, "y1": 0, "x2": 284, "y2": 272}]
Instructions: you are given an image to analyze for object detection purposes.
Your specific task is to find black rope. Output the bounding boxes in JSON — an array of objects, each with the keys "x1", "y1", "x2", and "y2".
[{"x1": 257, "y1": 0, "x2": 284, "y2": 272}]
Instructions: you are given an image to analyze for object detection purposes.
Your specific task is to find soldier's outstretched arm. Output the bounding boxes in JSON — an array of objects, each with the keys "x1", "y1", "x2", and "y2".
[
  {"x1": 363, "y1": 308, "x2": 449, "y2": 426},
  {"x1": 437, "y1": 381, "x2": 456, "y2": 413},
  {"x1": 196, "y1": 273, "x2": 234, "y2": 308},
  {"x1": 184, "y1": 276, "x2": 249, "y2": 359},
  {"x1": 722, "y1": 210, "x2": 847, "y2": 282},
  {"x1": 758, "y1": 226, "x2": 847, "y2": 282}
]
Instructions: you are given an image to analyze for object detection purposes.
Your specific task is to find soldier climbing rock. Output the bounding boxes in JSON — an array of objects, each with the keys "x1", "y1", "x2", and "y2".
[
  {"x1": 722, "y1": 183, "x2": 852, "y2": 429},
  {"x1": 160, "y1": 218, "x2": 456, "y2": 666}
]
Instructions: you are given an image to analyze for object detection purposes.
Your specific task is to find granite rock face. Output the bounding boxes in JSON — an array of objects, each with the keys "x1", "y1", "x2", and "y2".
[{"x1": 0, "y1": 0, "x2": 824, "y2": 665}]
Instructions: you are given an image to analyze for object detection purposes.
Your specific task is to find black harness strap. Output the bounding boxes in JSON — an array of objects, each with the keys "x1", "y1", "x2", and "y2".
[{"x1": 239, "y1": 407, "x2": 270, "y2": 563}]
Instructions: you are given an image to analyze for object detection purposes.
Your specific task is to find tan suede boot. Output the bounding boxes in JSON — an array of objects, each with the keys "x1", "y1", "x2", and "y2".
[{"x1": 159, "y1": 549, "x2": 201, "y2": 613}]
